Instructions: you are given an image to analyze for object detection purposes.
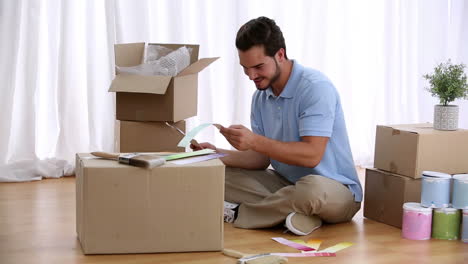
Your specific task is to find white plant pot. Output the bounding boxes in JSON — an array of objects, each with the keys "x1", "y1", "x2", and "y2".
[{"x1": 434, "y1": 104, "x2": 459, "y2": 131}]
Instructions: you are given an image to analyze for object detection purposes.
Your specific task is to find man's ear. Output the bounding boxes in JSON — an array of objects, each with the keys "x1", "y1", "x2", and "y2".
[{"x1": 276, "y1": 48, "x2": 286, "y2": 63}]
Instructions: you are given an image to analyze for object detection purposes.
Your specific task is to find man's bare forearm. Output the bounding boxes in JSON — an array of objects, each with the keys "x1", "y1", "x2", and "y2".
[{"x1": 251, "y1": 134, "x2": 328, "y2": 168}]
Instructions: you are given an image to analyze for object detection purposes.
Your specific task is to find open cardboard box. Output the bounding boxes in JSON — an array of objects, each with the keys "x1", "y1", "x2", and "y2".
[{"x1": 109, "y1": 43, "x2": 218, "y2": 122}]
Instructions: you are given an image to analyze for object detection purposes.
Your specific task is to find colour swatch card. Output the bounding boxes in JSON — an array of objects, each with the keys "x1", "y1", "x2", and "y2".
[
  {"x1": 177, "y1": 123, "x2": 223, "y2": 147},
  {"x1": 290, "y1": 239, "x2": 322, "y2": 251},
  {"x1": 164, "y1": 149, "x2": 215, "y2": 161},
  {"x1": 169, "y1": 153, "x2": 227, "y2": 165},
  {"x1": 319, "y1": 242, "x2": 354, "y2": 253},
  {"x1": 271, "y1": 237, "x2": 316, "y2": 251},
  {"x1": 271, "y1": 237, "x2": 353, "y2": 257}
]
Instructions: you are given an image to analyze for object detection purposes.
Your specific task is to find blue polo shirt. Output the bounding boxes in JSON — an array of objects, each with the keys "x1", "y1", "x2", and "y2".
[{"x1": 250, "y1": 60, "x2": 362, "y2": 202}]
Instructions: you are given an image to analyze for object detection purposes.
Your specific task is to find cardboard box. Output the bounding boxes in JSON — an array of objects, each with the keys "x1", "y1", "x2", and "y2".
[
  {"x1": 374, "y1": 123, "x2": 468, "y2": 178},
  {"x1": 109, "y1": 43, "x2": 219, "y2": 122},
  {"x1": 115, "y1": 120, "x2": 185, "y2": 153},
  {"x1": 75, "y1": 153, "x2": 225, "y2": 254},
  {"x1": 364, "y1": 168, "x2": 421, "y2": 228}
]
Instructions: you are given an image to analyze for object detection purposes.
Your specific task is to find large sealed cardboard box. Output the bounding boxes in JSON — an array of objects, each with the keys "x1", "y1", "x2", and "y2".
[
  {"x1": 109, "y1": 43, "x2": 218, "y2": 122},
  {"x1": 75, "y1": 153, "x2": 225, "y2": 254},
  {"x1": 374, "y1": 123, "x2": 468, "y2": 178},
  {"x1": 115, "y1": 120, "x2": 185, "y2": 153},
  {"x1": 364, "y1": 168, "x2": 421, "y2": 228}
]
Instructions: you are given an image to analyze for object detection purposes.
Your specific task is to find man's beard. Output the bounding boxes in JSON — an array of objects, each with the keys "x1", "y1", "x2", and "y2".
[{"x1": 257, "y1": 58, "x2": 281, "y2": 90}]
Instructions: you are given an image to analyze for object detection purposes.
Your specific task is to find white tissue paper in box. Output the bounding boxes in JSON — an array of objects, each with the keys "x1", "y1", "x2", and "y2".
[
  {"x1": 143, "y1": 44, "x2": 173, "y2": 63},
  {"x1": 116, "y1": 45, "x2": 192, "y2": 77}
]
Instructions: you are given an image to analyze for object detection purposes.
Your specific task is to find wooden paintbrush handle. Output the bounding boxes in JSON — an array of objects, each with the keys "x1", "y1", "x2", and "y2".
[
  {"x1": 222, "y1": 248, "x2": 247, "y2": 259},
  {"x1": 91, "y1": 151, "x2": 119, "y2": 159}
]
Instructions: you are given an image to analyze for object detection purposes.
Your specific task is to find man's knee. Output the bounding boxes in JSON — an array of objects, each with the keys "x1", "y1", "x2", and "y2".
[
  {"x1": 293, "y1": 175, "x2": 330, "y2": 202},
  {"x1": 292, "y1": 175, "x2": 355, "y2": 218},
  {"x1": 291, "y1": 175, "x2": 330, "y2": 215}
]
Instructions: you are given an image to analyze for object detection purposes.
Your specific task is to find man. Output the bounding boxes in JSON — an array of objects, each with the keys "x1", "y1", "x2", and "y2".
[{"x1": 192, "y1": 16, "x2": 362, "y2": 236}]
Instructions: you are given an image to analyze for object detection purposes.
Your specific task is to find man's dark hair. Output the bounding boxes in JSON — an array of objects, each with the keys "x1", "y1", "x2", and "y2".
[{"x1": 236, "y1": 16, "x2": 287, "y2": 59}]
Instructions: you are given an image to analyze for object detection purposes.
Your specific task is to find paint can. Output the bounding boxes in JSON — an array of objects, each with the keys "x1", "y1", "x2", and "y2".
[
  {"x1": 401, "y1": 202, "x2": 432, "y2": 240},
  {"x1": 420, "y1": 171, "x2": 451, "y2": 208},
  {"x1": 462, "y1": 210, "x2": 468, "y2": 243},
  {"x1": 452, "y1": 174, "x2": 468, "y2": 209},
  {"x1": 431, "y1": 207, "x2": 461, "y2": 240}
]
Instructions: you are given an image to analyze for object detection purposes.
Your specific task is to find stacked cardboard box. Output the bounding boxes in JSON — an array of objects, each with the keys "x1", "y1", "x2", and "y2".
[
  {"x1": 115, "y1": 120, "x2": 186, "y2": 153},
  {"x1": 364, "y1": 123, "x2": 468, "y2": 228},
  {"x1": 75, "y1": 43, "x2": 223, "y2": 254},
  {"x1": 109, "y1": 42, "x2": 218, "y2": 152}
]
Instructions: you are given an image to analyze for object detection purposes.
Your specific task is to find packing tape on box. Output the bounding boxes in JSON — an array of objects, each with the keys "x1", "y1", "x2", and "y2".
[{"x1": 177, "y1": 123, "x2": 223, "y2": 147}]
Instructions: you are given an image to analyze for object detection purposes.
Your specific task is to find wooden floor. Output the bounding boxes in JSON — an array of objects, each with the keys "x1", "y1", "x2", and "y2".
[{"x1": 1, "y1": 169, "x2": 467, "y2": 264}]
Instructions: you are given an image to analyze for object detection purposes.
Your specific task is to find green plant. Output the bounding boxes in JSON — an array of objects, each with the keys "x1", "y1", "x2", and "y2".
[{"x1": 423, "y1": 59, "x2": 468, "y2": 106}]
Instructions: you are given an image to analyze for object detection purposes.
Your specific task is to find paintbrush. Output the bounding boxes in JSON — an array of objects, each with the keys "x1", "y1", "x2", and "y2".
[
  {"x1": 91, "y1": 149, "x2": 216, "y2": 168},
  {"x1": 91, "y1": 152, "x2": 166, "y2": 168},
  {"x1": 223, "y1": 249, "x2": 288, "y2": 264}
]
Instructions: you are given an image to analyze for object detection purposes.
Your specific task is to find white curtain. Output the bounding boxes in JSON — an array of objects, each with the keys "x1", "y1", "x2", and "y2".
[{"x1": 1, "y1": 0, "x2": 467, "y2": 180}]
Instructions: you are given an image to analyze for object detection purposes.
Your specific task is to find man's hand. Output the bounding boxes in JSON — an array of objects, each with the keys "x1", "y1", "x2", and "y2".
[
  {"x1": 190, "y1": 142, "x2": 216, "y2": 151},
  {"x1": 220, "y1": 125, "x2": 257, "y2": 151}
]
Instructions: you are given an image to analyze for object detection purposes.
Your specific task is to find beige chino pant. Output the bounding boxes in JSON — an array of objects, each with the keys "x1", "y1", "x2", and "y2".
[{"x1": 225, "y1": 167, "x2": 361, "y2": 229}]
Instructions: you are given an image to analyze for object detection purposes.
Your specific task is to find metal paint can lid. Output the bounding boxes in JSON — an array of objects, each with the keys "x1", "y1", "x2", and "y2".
[
  {"x1": 434, "y1": 207, "x2": 459, "y2": 214},
  {"x1": 422, "y1": 171, "x2": 451, "y2": 179},
  {"x1": 403, "y1": 202, "x2": 432, "y2": 213},
  {"x1": 453, "y1": 174, "x2": 468, "y2": 182}
]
